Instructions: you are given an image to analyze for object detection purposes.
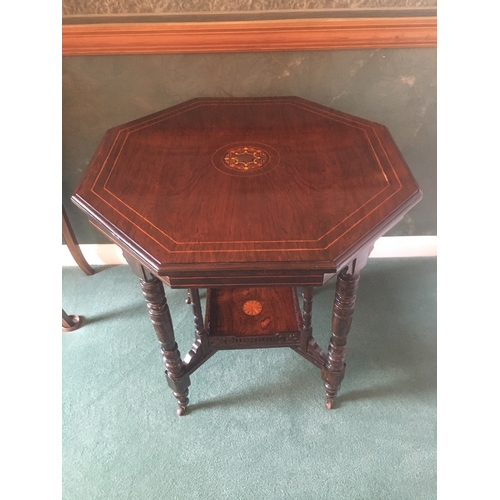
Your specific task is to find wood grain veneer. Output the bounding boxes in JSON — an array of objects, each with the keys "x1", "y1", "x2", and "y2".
[{"x1": 72, "y1": 97, "x2": 422, "y2": 287}]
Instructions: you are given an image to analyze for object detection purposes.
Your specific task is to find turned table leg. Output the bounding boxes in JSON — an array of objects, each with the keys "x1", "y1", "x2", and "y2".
[
  {"x1": 123, "y1": 252, "x2": 190, "y2": 415},
  {"x1": 322, "y1": 270, "x2": 360, "y2": 409},
  {"x1": 140, "y1": 276, "x2": 190, "y2": 415}
]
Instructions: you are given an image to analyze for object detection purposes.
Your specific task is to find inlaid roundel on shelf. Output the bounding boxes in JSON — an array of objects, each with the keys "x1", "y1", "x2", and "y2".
[{"x1": 72, "y1": 97, "x2": 421, "y2": 270}]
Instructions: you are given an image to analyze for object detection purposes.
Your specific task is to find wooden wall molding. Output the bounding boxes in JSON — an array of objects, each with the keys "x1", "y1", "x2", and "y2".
[{"x1": 62, "y1": 17, "x2": 436, "y2": 55}]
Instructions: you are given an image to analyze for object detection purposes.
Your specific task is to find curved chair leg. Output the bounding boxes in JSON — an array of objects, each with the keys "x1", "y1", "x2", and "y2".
[
  {"x1": 63, "y1": 205, "x2": 95, "y2": 276},
  {"x1": 62, "y1": 309, "x2": 82, "y2": 332}
]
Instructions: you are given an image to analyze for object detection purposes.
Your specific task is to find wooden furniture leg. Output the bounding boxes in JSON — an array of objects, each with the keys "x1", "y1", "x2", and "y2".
[
  {"x1": 301, "y1": 286, "x2": 313, "y2": 350},
  {"x1": 62, "y1": 205, "x2": 94, "y2": 276},
  {"x1": 187, "y1": 288, "x2": 208, "y2": 345},
  {"x1": 140, "y1": 276, "x2": 190, "y2": 415},
  {"x1": 322, "y1": 270, "x2": 360, "y2": 409},
  {"x1": 62, "y1": 309, "x2": 82, "y2": 332},
  {"x1": 123, "y1": 252, "x2": 190, "y2": 415}
]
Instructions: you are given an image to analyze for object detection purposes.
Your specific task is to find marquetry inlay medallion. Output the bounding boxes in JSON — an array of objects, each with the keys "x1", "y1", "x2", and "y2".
[
  {"x1": 223, "y1": 146, "x2": 269, "y2": 171},
  {"x1": 243, "y1": 300, "x2": 263, "y2": 316},
  {"x1": 212, "y1": 142, "x2": 279, "y2": 177}
]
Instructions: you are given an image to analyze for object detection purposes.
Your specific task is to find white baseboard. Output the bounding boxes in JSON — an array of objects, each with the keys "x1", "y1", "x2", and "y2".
[
  {"x1": 62, "y1": 236, "x2": 437, "y2": 267},
  {"x1": 62, "y1": 243, "x2": 128, "y2": 266},
  {"x1": 369, "y1": 235, "x2": 437, "y2": 258}
]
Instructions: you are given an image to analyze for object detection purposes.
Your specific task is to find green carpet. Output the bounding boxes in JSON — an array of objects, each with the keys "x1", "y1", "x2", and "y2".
[{"x1": 62, "y1": 258, "x2": 436, "y2": 499}]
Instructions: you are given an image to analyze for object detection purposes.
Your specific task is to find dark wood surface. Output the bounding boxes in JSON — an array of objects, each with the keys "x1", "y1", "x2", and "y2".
[
  {"x1": 206, "y1": 287, "x2": 301, "y2": 337},
  {"x1": 73, "y1": 97, "x2": 421, "y2": 288}
]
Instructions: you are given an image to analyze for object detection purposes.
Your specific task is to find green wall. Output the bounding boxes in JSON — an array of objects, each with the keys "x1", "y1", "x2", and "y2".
[{"x1": 62, "y1": 48, "x2": 436, "y2": 244}]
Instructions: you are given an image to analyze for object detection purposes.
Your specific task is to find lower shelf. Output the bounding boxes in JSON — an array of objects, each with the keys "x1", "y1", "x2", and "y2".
[{"x1": 205, "y1": 287, "x2": 303, "y2": 349}]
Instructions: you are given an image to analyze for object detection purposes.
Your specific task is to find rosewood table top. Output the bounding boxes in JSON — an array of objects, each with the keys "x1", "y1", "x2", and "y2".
[{"x1": 73, "y1": 97, "x2": 421, "y2": 286}]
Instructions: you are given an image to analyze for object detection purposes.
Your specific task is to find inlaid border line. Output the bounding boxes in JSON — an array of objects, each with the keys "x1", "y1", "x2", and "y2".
[{"x1": 62, "y1": 236, "x2": 437, "y2": 266}]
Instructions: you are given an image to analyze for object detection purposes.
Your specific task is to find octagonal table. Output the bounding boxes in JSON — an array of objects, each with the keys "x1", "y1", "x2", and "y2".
[{"x1": 72, "y1": 97, "x2": 422, "y2": 415}]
